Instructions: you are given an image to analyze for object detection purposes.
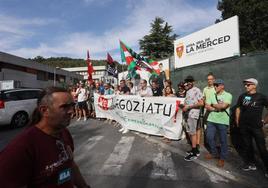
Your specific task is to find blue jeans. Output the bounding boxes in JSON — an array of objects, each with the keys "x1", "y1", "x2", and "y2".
[{"x1": 206, "y1": 122, "x2": 228, "y2": 160}]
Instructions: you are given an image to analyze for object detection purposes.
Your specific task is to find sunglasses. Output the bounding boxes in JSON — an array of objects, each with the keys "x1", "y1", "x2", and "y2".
[
  {"x1": 213, "y1": 84, "x2": 220, "y2": 88},
  {"x1": 244, "y1": 83, "x2": 253, "y2": 87}
]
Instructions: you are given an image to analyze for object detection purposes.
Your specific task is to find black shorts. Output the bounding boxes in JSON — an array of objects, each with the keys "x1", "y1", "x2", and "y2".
[{"x1": 78, "y1": 101, "x2": 87, "y2": 110}]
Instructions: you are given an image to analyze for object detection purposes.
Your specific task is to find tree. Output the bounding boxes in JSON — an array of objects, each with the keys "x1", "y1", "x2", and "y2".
[
  {"x1": 217, "y1": 0, "x2": 268, "y2": 53},
  {"x1": 139, "y1": 17, "x2": 178, "y2": 60},
  {"x1": 31, "y1": 56, "x2": 127, "y2": 73}
]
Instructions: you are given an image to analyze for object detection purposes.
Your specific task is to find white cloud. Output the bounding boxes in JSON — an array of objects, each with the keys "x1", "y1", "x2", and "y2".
[
  {"x1": 3, "y1": 0, "x2": 220, "y2": 61},
  {"x1": 0, "y1": 14, "x2": 59, "y2": 51}
]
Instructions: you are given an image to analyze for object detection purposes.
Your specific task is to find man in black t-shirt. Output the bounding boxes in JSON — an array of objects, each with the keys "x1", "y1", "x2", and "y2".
[
  {"x1": 119, "y1": 79, "x2": 130, "y2": 95},
  {"x1": 151, "y1": 80, "x2": 162, "y2": 96},
  {"x1": 235, "y1": 78, "x2": 268, "y2": 178}
]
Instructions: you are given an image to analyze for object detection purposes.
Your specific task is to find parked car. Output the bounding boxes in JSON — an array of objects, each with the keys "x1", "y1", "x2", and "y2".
[{"x1": 0, "y1": 88, "x2": 42, "y2": 128}]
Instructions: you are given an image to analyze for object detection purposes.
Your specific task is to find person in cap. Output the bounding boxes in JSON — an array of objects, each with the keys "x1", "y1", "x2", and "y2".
[
  {"x1": 204, "y1": 79, "x2": 232, "y2": 167},
  {"x1": 183, "y1": 76, "x2": 203, "y2": 161},
  {"x1": 202, "y1": 73, "x2": 221, "y2": 153},
  {"x1": 235, "y1": 78, "x2": 268, "y2": 177}
]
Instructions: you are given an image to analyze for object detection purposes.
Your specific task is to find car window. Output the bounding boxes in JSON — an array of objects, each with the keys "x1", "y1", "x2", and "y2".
[
  {"x1": 4, "y1": 92, "x2": 20, "y2": 101},
  {"x1": 18, "y1": 90, "x2": 41, "y2": 100},
  {"x1": 3, "y1": 90, "x2": 41, "y2": 101}
]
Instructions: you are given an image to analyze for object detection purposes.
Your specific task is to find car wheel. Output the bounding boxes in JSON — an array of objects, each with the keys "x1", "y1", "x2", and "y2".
[{"x1": 11, "y1": 112, "x2": 28, "y2": 128}]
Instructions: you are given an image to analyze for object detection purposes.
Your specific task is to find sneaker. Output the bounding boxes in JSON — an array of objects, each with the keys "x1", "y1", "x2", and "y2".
[
  {"x1": 195, "y1": 149, "x2": 200, "y2": 157},
  {"x1": 186, "y1": 149, "x2": 193, "y2": 155},
  {"x1": 205, "y1": 153, "x2": 214, "y2": 160},
  {"x1": 119, "y1": 128, "x2": 124, "y2": 132},
  {"x1": 77, "y1": 117, "x2": 81, "y2": 121},
  {"x1": 184, "y1": 153, "x2": 197, "y2": 161},
  {"x1": 217, "y1": 159, "x2": 225, "y2": 168},
  {"x1": 122, "y1": 129, "x2": 129, "y2": 134},
  {"x1": 84, "y1": 117, "x2": 87, "y2": 121},
  {"x1": 242, "y1": 164, "x2": 257, "y2": 171},
  {"x1": 186, "y1": 149, "x2": 200, "y2": 156}
]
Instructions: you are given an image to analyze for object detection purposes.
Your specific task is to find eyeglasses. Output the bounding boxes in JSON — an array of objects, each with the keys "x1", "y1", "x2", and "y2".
[
  {"x1": 244, "y1": 84, "x2": 253, "y2": 87},
  {"x1": 213, "y1": 84, "x2": 219, "y2": 88}
]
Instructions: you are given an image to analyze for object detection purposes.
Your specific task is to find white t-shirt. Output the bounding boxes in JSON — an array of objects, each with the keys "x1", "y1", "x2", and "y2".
[
  {"x1": 76, "y1": 88, "x2": 87, "y2": 102},
  {"x1": 130, "y1": 87, "x2": 137, "y2": 95},
  {"x1": 138, "y1": 86, "x2": 153, "y2": 97}
]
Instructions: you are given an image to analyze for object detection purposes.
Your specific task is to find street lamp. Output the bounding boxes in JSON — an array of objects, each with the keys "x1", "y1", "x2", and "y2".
[{"x1": 53, "y1": 67, "x2": 60, "y2": 86}]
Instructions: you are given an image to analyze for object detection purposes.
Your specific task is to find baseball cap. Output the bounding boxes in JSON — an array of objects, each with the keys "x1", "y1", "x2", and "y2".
[
  {"x1": 243, "y1": 78, "x2": 258, "y2": 86},
  {"x1": 214, "y1": 79, "x2": 224, "y2": 85},
  {"x1": 184, "y1": 75, "x2": 195, "y2": 82}
]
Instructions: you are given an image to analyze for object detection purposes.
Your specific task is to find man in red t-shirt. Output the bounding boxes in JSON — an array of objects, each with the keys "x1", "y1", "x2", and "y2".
[{"x1": 0, "y1": 87, "x2": 91, "y2": 188}]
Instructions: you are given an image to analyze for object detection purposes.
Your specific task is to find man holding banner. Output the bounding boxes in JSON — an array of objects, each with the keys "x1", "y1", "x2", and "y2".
[{"x1": 138, "y1": 79, "x2": 153, "y2": 97}]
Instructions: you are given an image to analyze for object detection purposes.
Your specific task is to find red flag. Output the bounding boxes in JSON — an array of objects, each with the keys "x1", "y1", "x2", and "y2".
[
  {"x1": 86, "y1": 50, "x2": 94, "y2": 83},
  {"x1": 107, "y1": 52, "x2": 114, "y2": 65}
]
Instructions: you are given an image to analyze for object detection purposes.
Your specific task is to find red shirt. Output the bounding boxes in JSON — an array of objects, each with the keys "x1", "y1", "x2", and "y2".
[{"x1": 0, "y1": 126, "x2": 75, "y2": 188}]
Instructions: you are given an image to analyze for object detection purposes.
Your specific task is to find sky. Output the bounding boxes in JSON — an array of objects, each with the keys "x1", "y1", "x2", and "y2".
[{"x1": 0, "y1": 0, "x2": 221, "y2": 62}]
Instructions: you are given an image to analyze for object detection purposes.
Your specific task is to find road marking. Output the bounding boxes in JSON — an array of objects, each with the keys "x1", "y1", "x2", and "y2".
[
  {"x1": 75, "y1": 136, "x2": 104, "y2": 162},
  {"x1": 205, "y1": 169, "x2": 229, "y2": 183},
  {"x1": 151, "y1": 151, "x2": 178, "y2": 180},
  {"x1": 99, "y1": 136, "x2": 135, "y2": 176},
  {"x1": 141, "y1": 135, "x2": 263, "y2": 188}
]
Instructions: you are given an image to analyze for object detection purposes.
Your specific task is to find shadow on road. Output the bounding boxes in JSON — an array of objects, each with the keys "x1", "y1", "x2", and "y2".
[{"x1": 126, "y1": 161, "x2": 154, "y2": 188}]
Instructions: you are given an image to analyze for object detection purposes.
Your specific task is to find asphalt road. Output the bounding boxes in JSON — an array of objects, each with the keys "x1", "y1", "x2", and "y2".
[{"x1": 1, "y1": 119, "x2": 267, "y2": 188}]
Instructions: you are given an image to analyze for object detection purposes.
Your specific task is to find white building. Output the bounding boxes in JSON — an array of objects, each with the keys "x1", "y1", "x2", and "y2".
[
  {"x1": 62, "y1": 66, "x2": 118, "y2": 85},
  {"x1": 0, "y1": 51, "x2": 83, "y2": 89}
]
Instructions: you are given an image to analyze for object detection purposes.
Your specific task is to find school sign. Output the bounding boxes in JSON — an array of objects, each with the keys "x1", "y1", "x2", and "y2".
[{"x1": 174, "y1": 15, "x2": 240, "y2": 68}]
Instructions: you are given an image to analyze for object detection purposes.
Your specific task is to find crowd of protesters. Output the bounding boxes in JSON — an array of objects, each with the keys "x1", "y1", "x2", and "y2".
[{"x1": 67, "y1": 73, "x2": 268, "y2": 178}]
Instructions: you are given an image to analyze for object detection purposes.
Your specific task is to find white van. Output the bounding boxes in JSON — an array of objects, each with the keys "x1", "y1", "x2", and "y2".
[{"x1": 0, "y1": 88, "x2": 42, "y2": 128}]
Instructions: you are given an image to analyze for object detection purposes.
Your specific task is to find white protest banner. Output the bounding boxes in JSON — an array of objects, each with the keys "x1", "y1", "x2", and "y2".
[
  {"x1": 94, "y1": 94, "x2": 184, "y2": 140},
  {"x1": 174, "y1": 15, "x2": 240, "y2": 68}
]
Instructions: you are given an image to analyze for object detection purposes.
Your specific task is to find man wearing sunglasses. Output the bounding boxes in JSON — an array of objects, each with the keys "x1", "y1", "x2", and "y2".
[
  {"x1": 235, "y1": 78, "x2": 268, "y2": 177},
  {"x1": 183, "y1": 76, "x2": 203, "y2": 161},
  {"x1": 205, "y1": 79, "x2": 232, "y2": 168}
]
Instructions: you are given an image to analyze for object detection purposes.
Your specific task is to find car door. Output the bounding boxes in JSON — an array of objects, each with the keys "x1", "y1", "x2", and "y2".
[{"x1": 17, "y1": 90, "x2": 40, "y2": 115}]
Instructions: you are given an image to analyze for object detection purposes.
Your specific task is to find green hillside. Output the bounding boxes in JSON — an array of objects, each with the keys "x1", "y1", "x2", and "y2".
[{"x1": 30, "y1": 56, "x2": 128, "y2": 72}]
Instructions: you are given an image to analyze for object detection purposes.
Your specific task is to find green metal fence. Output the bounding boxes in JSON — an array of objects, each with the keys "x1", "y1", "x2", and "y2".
[{"x1": 170, "y1": 51, "x2": 268, "y2": 104}]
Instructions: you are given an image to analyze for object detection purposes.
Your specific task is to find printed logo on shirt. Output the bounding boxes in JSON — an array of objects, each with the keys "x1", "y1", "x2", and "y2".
[
  {"x1": 58, "y1": 168, "x2": 71, "y2": 185},
  {"x1": 45, "y1": 140, "x2": 71, "y2": 173},
  {"x1": 245, "y1": 96, "x2": 251, "y2": 101},
  {"x1": 243, "y1": 96, "x2": 252, "y2": 106}
]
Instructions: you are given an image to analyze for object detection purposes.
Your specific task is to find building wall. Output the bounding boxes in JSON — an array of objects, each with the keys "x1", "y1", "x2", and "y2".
[
  {"x1": 0, "y1": 51, "x2": 83, "y2": 89},
  {"x1": 0, "y1": 68, "x2": 67, "y2": 88}
]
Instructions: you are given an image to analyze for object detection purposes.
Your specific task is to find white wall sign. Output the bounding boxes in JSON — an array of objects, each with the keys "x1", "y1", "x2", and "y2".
[{"x1": 174, "y1": 15, "x2": 240, "y2": 69}]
